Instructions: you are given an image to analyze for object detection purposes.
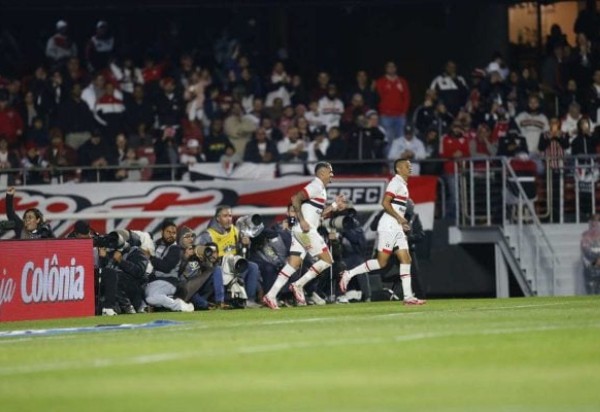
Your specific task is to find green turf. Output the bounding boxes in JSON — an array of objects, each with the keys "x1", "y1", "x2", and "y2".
[{"x1": 1, "y1": 296, "x2": 599, "y2": 412}]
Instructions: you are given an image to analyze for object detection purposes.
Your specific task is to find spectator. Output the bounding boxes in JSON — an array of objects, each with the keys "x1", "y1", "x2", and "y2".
[
  {"x1": 310, "y1": 71, "x2": 331, "y2": 102},
  {"x1": 85, "y1": 20, "x2": 114, "y2": 72},
  {"x1": 20, "y1": 142, "x2": 49, "y2": 185},
  {"x1": 538, "y1": 118, "x2": 570, "y2": 222},
  {"x1": 81, "y1": 73, "x2": 108, "y2": 112},
  {"x1": 306, "y1": 130, "x2": 329, "y2": 163},
  {"x1": 296, "y1": 116, "x2": 315, "y2": 142},
  {"x1": 559, "y1": 79, "x2": 582, "y2": 119},
  {"x1": 317, "y1": 83, "x2": 344, "y2": 131},
  {"x1": 204, "y1": 118, "x2": 233, "y2": 162},
  {"x1": 153, "y1": 126, "x2": 180, "y2": 181},
  {"x1": 180, "y1": 139, "x2": 206, "y2": 180},
  {"x1": 571, "y1": 117, "x2": 600, "y2": 219},
  {"x1": 244, "y1": 127, "x2": 279, "y2": 164},
  {"x1": 545, "y1": 24, "x2": 569, "y2": 57},
  {"x1": 155, "y1": 78, "x2": 184, "y2": 136},
  {"x1": 497, "y1": 127, "x2": 529, "y2": 158},
  {"x1": 125, "y1": 84, "x2": 154, "y2": 136},
  {"x1": 118, "y1": 147, "x2": 148, "y2": 182},
  {"x1": 375, "y1": 61, "x2": 410, "y2": 141},
  {"x1": 25, "y1": 117, "x2": 50, "y2": 148},
  {"x1": 224, "y1": 101, "x2": 257, "y2": 156},
  {"x1": 77, "y1": 129, "x2": 115, "y2": 182},
  {"x1": 440, "y1": 121, "x2": 470, "y2": 220},
  {"x1": 514, "y1": 95, "x2": 549, "y2": 155},
  {"x1": 588, "y1": 69, "x2": 600, "y2": 124},
  {"x1": 420, "y1": 127, "x2": 443, "y2": 176},
  {"x1": 243, "y1": 97, "x2": 266, "y2": 127},
  {"x1": 265, "y1": 61, "x2": 291, "y2": 107},
  {"x1": 0, "y1": 137, "x2": 19, "y2": 186},
  {"x1": 3, "y1": 186, "x2": 54, "y2": 239},
  {"x1": 0, "y1": 89, "x2": 24, "y2": 149},
  {"x1": 220, "y1": 144, "x2": 242, "y2": 176},
  {"x1": 412, "y1": 89, "x2": 437, "y2": 136},
  {"x1": 55, "y1": 83, "x2": 95, "y2": 150},
  {"x1": 341, "y1": 93, "x2": 369, "y2": 134},
  {"x1": 110, "y1": 56, "x2": 143, "y2": 95},
  {"x1": 305, "y1": 100, "x2": 327, "y2": 134},
  {"x1": 561, "y1": 102, "x2": 584, "y2": 141},
  {"x1": 581, "y1": 213, "x2": 600, "y2": 294},
  {"x1": 278, "y1": 105, "x2": 295, "y2": 137},
  {"x1": 569, "y1": 33, "x2": 598, "y2": 91},
  {"x1": 541, "y1": 44, "x2": 567, "y2": 97},
  {"x1": 289, "y1": 74, "x2": 309, "y2": 106},
  {"x1": 45, "y1": 20, "x2": 78, "y2": 70},
  {"x1": 278, "y1": 126, "x2": 307, "y2": 176},
  {"x1": 346, "y1": 69, "x2": 378, "y2": 109},
  {"x1": 324, "y1": 126, "x2": 347, "y2": 164},
  {"x1": 429, "y1": 60, "x2": 468, "y2": 116},
  {"x1": 387, "y1": 124, "x2": 426, "y2": 175},
  {"x1": 61, "y1": 57, "x2": 88, "y2": 94},
  {"x1": 145, "y1": 220, "x2": 194, "y2": 312},
  {"x1": 44, "y1": 128, "x2": 77, "y2": 183},
  {"x1": 574, "y1": 0, "x2": 600, "y2": 45},
  {"x1": 94, "y1": 82, "x2": 126, "y2": 140}
]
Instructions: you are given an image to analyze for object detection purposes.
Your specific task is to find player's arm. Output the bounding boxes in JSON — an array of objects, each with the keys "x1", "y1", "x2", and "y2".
[
  {"x1": 291, "y1": 189, "x2": 310, "y2": 232},
  {"x1": 322, "y1": 194, "x2": 347, "y2": 218},
  {"x1": 382, "y1": 193, "x2": 407, "y2": 226}
]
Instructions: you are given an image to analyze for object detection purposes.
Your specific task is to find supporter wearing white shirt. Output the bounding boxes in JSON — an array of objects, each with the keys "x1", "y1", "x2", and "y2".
[
  {"x1": 317, "y1": 84, "x2": 344, "y2": 130},
  {"x1": 387, "y1": 124, "x2": 426, "y2": 175}
]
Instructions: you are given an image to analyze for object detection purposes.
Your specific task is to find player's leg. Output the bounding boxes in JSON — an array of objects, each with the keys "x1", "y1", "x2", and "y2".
[
  {"x1": 395, "y1": 241, "x2": 426, "y2": 305},
  {"x1": 339, "y1": 231, "x2": 394, "y2": 293},
  {"x1": 290, "y1": 232, "x2": 332, "y2": 305},
  {"x1": 263, "y1": 239, "x2": 304, "y2": 309}
]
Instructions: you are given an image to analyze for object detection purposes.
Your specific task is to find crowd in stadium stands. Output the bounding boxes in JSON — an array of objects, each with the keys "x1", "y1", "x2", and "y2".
[{"x1": 1, "y1": 12, "x2": 600, "y2": 187}]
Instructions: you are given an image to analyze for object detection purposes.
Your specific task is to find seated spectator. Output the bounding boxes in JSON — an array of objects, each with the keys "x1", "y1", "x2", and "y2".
[
  {"x1": 347, "y1": 111, "x2": 386, "y2": 165},
  {"x1": 125, "y1": 84, "x2": 154, "y2": 135},
  {"x1": 95, "y1": 82, "x2": 126, "y2": 140},
  {"x1": 261, "y1": 116, "x2": 284, "y2": 142},
  {"x1": 224, "y1": 101, "x2": 257, "y2": 156},
  {"x1": 307, "y1": 131, "x2": 329, "y2": 163},
  {"x1": 387, "y1": 124, "x2": 426, "y2": 175},
  {"x1": 243, "y1": 97, "x2": 266, "y2": 127},
  {"x1": 289, "y1": 74, "x2": 309, "y2": 106},
  {"x1": 498, "y1": 127, "x2": 529, "y2": 157},
  {"x1": 110, "y1": 56, "x2": 143, "y2": 95},
  {"x1": 56, "y1": 84, "x2": 95, "y2": 150},
  {"x1": 265, "y1": 61, "x2": 292, "y2": 107},
  {"x1": 559, "y1": 79, "x2": 582, "y2": 118},
  {"x1": 561, "y1": 101, "x2": 584, "y2": 142},
  {"x1": 310, "y1": 71, "x2": 331, "y2": 102},
  {"x1": 346, "y1": 69, "x2": 378, "y2": 109},
  {"x1": 204, "y1": 118, "x2": 233, "y2": 162},
  {"x1": 220, "y1": 144, "x2": 242, "y2": 176},
  {"x1": 278, "y1": 105, "x2": 295, "y2": 137},
  {"x1": 153, "y1": 126, "x2": 180, "y2": 181},
  {"x1": 244, "y1": 127, "x2": 279, "y2": 164},
  {"x1": 117, "y1": 147, "x2": 148, "y2": 182},
  {"x1": 305, "y1": 100, "x2": 327, "y2": 134},
  {"x1": 3, "y1": 186, "x2": 54, "y2": 239},
  {"x1": 155, "y1": 77, "x2": 184, "y2": 138},
  {"x1": 571, "y1": 117, "x2": 600, "y2": 219},
  {"x1": 317, "y1": 83, "x2": 344, "y2": 131},
  {"x1": 324, "y1": 126, "x2": 347, "y2": 164},
  {"x1": 25, "y1": 117, "x2": 50, "y2": 148},
  {"x1": 341, "y1": 93, "x2": 369, "y2": 134}
]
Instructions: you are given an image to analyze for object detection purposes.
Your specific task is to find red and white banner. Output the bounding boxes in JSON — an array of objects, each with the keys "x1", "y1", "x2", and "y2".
[
  {"x1": 0, "y1": 176, "x2": 437, "y2": 237},
  {"x1": 0, "y1": 239, "x2": 96, "y2": 322}
]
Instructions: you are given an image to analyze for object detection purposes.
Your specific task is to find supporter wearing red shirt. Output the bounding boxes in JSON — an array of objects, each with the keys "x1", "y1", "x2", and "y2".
[
  {"x1": 440, "y1": 121, "x2": 470, "y2": 220},
  {"x1": 375, "y1": 61, "x2": 411, "y2": 144}
]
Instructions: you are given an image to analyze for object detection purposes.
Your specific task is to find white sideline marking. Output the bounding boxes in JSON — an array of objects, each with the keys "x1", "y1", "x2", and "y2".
[{"x1": 0, "y1": 323, "x2": 598, "y2": 376}]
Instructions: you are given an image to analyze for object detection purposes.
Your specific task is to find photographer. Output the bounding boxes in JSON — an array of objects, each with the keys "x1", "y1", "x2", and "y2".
[
  {"x1": 175, "y1": 226, "x2": 225, "y2": 310},
  {"x1": 196, "y1": 205, "x2": 260, "y2": 308},
  {"x1": 97, "y1": 229, "x2": 154, "y2": 315},
  {"x1": 145, "y1": 220, "x2": 194, "y2": 312},
  {"x1": 3, "y1": 186, "x2": 55, "y2": 239}
]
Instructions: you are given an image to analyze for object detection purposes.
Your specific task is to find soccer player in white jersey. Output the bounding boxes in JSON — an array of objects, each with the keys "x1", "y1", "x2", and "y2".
[
  {"x1": 339, "y1": 158, "x2": 426, "y2": 305},
  {"x1": 262, "y1": 162, "x2": 347, "y2": 309}
]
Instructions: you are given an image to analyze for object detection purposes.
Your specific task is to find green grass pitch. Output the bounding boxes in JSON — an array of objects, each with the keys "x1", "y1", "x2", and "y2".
[{"x1": 1, "y1": 296, "x2": 599, "y2": 411}]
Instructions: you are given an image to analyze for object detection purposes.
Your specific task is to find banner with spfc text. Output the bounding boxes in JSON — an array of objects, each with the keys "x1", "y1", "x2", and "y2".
[{"x1": 0, "y1": 239, "x2": 95, "y2": 322}]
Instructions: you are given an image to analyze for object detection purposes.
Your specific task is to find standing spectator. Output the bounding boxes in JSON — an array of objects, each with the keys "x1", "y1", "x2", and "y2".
[
  {"x1": 420, "y1": 127, "x2": 443, "y2": 176},
  {"x1": 559, "y1": 79, "x2": 582, "y2": 118},
  {"x1": 0, "y1": 89, "x2": 24, "y2": 149},
  {"x1": 277, "y1": 127, "x2": 307, "y2": 176},
  {"x1": 289, "y1": 74, "x2": 309, "y2": 106},
  {"x1": 571, "y1": 117, "x2": 600, "y2": 219},
  {"x1": 85, "y1": 21, "x2": 114, "y2": 72},
  {"x1": 94, "y1": 82, "x2": 125, "y2": 140},
  {"x1": 574, "y1": 0, "x2": 600, "y2": 45},
  {"x1": 20, "y1": 143, "x2": 49, "y2": 185},
  {"x1": 346, "y1": 70, "x2": 378, "y2": 109},
  {"x1": 569, "y1": 33, "x2": 598, "y2": 91},
  {"x1": 125, "y1": 84, "x2": 154, "y2": 135},
  {"x1": 265, "y1": 61, "x2": 291, "y2": 107},
  {"x1": 581, "y1": 213, "x2": 600, "y2": 294},
  {"x1": 81, "y1": 73, "x2": 109, "y2": 112},
  {"x1": 305, "y1": 100, "x2": 327, "y2": 134},
  {"x1": 588, "y1": 69, "x2": 600, "y2": 124},
  {"x1": 155, "y1": 78, "x2": 184, "y2": 138},
  {"x1": 387, "y1": 124, "x2": 426, "y2": 175},
  {"x1": 538, "y1": 118, "x2": 570, "y2": 222},
  {"x1": 347, "y1": 111, "x2": 386, "y2": 170},
  {"x1": 224, "y1": 101, "x2": 257, "y2": 156},
  {"x1": 440, "y1": 121, "x2": 470, "y2": 220},
  {"x1": 43, "y1": 128, "x2": 77, "y2": 183},
  {"x1": 412, "y1": 89, "x2": 437, "y2": 136},
  {"x1": 45, "y1": 20, "x2": 78, "y2": 70},
  {"x1": 77, "y1": 129, "x2": 115, "y2": 182},
  {"x1": 541, "y1": 44, "x2": 567, "y2": 98},
  {"x1": 514, "y1": 95, "x2": 549, "y2": 155},
  {"x1": 204, "y1": 118, "x2": 233, "y2": 162},
  {"x1": 317, "y1": 83, "x2": 344, "y2": 131},
  {"x1": 244, "y1": 127, "x2": 279, "y2": 164},
  {"x1": 55, "y1": 84, "x2": 95, "y2": 150},
  {"x1": 61, "y1": 57, "x2": 88, "y2": 94},
  {"x1": 561, "y1": 102, "x2": 584, "y2": 141},
  {"x1": 310, "y1": 71, "x2": 331, "y2": 102},
  {"x1": 429, "y1": 60, "x2": 468, "y2": 116},
  {"x1": 340, "y1": 93, "x2": 369, "y2": 134},
  {"x1": 153, "y1": 127, "x2": 180, "y2": 181},
  {"x1": 110, "y1": 56, "x2": 143, "y2": 95},
  {"x1": 375, "y1": 61, "x2": 410, "y2": 141},
  {"x1": 324, "y1": 127, "x2": 348, "y2": 164}
]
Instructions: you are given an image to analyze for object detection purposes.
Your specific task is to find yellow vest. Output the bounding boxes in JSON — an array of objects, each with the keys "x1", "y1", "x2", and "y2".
[{"x1": 207, "y1": 226, "x2": 239, "y2": 257}]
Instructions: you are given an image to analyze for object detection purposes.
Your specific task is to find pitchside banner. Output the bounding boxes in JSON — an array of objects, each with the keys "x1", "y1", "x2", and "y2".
[
  {"x1": 0, "y1": 239, "x2": 96, "y2": 322},
  {"x1": 0, "y1": 176, "x2": 437, "y2": 237}
]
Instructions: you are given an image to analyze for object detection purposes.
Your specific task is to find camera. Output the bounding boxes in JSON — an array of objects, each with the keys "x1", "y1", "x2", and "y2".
[
  {"x1": 193, "y1": 243, "x2": 218, "y2": 263},
  {"x1": 93, "y1": 229, "x2": 141, "y2": 251},
  {"x1": 322, "y1": 208, "x2": 358, "y2": 232},
  {"x1": 0, "y1": 220, "x2": 16, "y2": 231},
  {"x1": 236, "y1": 214, "x2": 264, "y2": 238},
  {"x1": 222, "y1": 255, "x2": 248, "y2": 277}
]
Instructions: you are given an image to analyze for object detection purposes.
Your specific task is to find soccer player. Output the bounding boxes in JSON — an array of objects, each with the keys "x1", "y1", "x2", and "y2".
[
  {"x1": 339, "y1": 158, "x2": 426, "y2": 305},
  {"x1": 262, "y1": 161, "x2": 347, "y2": 309}
]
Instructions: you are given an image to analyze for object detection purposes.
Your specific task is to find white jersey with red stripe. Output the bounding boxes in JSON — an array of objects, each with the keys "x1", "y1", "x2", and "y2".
[
  {"x1": 294, "y1": 177, "x2": 327, "y2": 230},
  {"x1": 378, "y1": 174, "x2": 408, "y2": 232}
]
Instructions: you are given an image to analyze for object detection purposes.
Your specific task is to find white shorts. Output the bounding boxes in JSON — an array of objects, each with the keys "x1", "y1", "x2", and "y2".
[
  {"x1": 290, "y1": 229, "x2": 330, "y2": 258},
  {"x1": 376, "y1": 230, "x2": 408, "y2": 254}
]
